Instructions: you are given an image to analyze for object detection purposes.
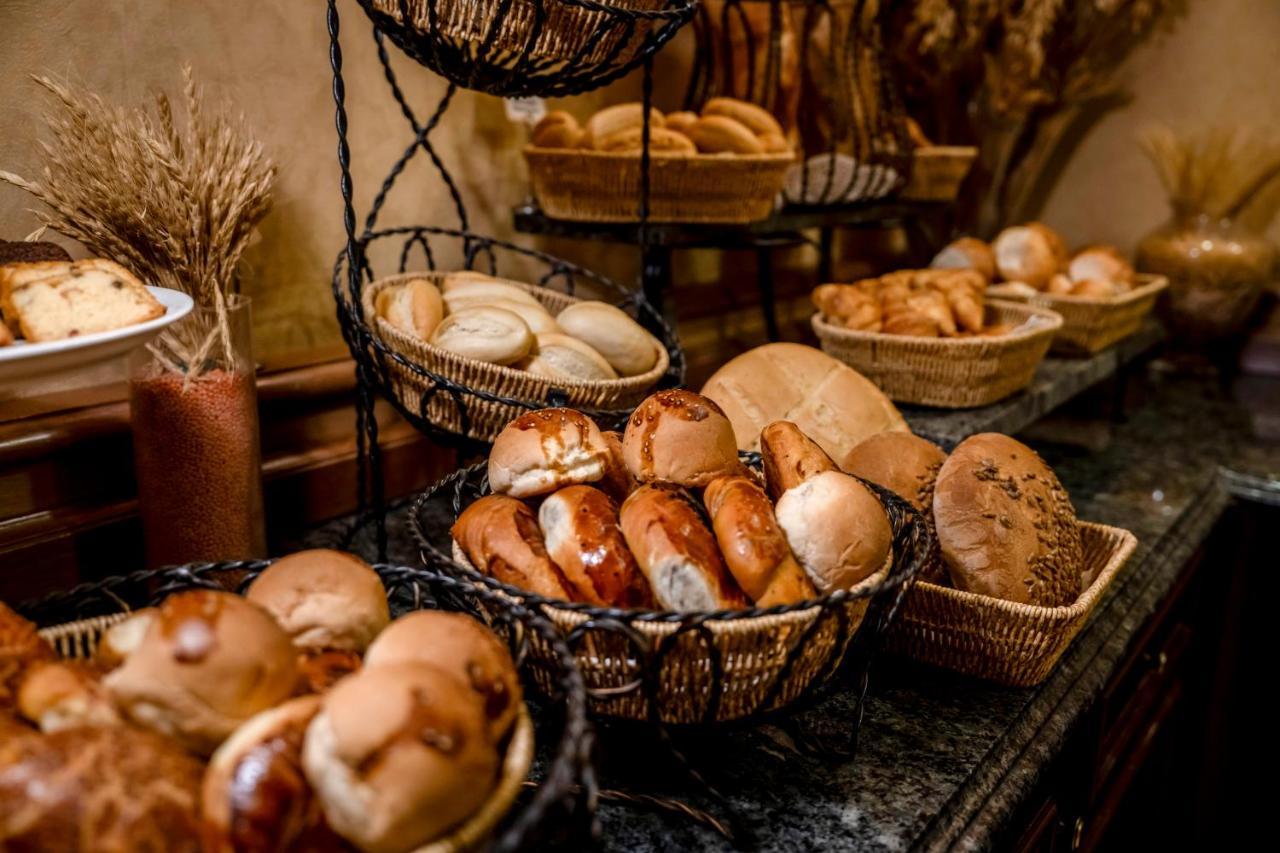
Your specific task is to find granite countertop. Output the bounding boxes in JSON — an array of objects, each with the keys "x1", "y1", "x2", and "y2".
[{"x1": 317, "y1": 366, "x2": 1280, "y2": 852}]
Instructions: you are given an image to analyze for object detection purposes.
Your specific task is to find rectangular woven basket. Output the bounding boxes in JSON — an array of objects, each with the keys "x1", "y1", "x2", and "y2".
[
  {"x1": 524, "y1": 146, "x2": 794, "y2": 223},
  {"x1": 900, "y1": 146, "x2": 977, "y2": 202},
  {"x1": 886, "y1": 522, "x2": 1137, "y2": 687},
  {"x1": 988, "y1": 275, "x2": 1169, "y2": 356},
  {"x1": 811, "y1": 300, "x2": 1063, "y2": 408}
]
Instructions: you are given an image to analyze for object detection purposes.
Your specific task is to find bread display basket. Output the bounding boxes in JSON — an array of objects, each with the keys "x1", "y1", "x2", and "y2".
[
  {"x1": 524, "y1": 147, "x2": 795, "y2": 224},
  {"x1": 886, "y1": 522, "x2": 1138, "y2": 687},
  {"x1": 811, "y1": 299, "x2": 1063, "y2": 408},
  {"x1": 17, "y1": 561, "x2": 596, "y2": 852},
  {"x1": 987, "y1": 274, "x2": 1169, "y2": 356},
  {"x1": 898, "y1": 146, "x2": 977, "y2": 202},
  {"x1": 408, "y1": 457, "x2": 931, "y2": 726}
]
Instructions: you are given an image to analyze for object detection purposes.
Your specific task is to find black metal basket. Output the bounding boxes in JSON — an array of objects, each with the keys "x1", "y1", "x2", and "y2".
[{"x1": 18, "y1": 561, "x2": 597, "y2": 853}]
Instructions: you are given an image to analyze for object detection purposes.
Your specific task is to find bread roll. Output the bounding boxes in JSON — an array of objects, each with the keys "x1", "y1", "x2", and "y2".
[
  {"x1": 302, "y1": 662, "x2": 499, "y2": 853},
  {"x1": 993, "y1": 223, "x2": 1067, "y2": 288},
  {"x1": 451, "y1": 495, "x2": 575, "y2": 601},
  {"x1": 1, "y1": 601, "x2": 54, "y2": 712},
  {"x1": 488, "y1": 408, "x2": 610, "y2": 498},
  {"x1": 930, "y1": 237, "x2": 997, "y2": 283},
  {"x1": 687, "y1": 115, "x2": 765, "y2": 154},
  {"x1": 103, "y1": 590, "x2": 300, "y2": 755},
  {"x1": 0, "y1": 726, "x2": 204, "y2": 851},
  {"x1": 247, "y1": 549, "x2": 390, "y2": 653},
  {"x1": 518, "y1": 333, "x2": 618, "y2": 382},
  {"x1": 364, "y1": 611, "x2": 522, "y2": 743},
  {"x1": 813, "y1": 283, "x2": 882, "y2": 331},
  {"x1": 202, "y1": 696, "x2": 340, "y2": 853},
  {"x1": 17, "y1": 660, "x2": 120, "y2": 732},
  {"x1": 701, "y1": 343, "x2": 907, "y2": 466},
  {"x1": 760, "y1": 420, "x2": 838, "y2": 500},
  {"x1": 621, "y1": 390, "x2": 741, "y2": 488},
  {"x1": 1047, "y1": 273, "x2": 1075, "y2": 296},
  {"x1": 531, "y1": 110, "x2": 582, "y2": 148},
  {"x1": 1070, "y1": 278, "x2": 1121, "y2": 298},
  {"x1": 297, "y1": 648, "x2": 362, "y2": 694},
  {"x1": 596, "y1": 126, "x2": 697, "y2": 155},
  {"x1": 702, "y1": 97, "x2": 785, "y2": 138},
  {"x1": 759, "y1": 132, "x2": 792, "y2": 154},
  {"x1": 619, "y1": 485, "x2": 748, "y2": 611},
  {"x1": 440, "y1": 276, "x2": 543, "y2": 306},
  {"x1": 665, "y1": 110, "x2": 699, "y2": 134},
  {"x1": 457, "y1": 298, "x2": 558, "y2": 336},
  {"x1": 0, "y1": 321, "x2": 12, "y2": 346},
  {"x1": 430, "y1": 306, "x2": 533, "y2": 366},
  {"x1": 842, "y1": 431, "x2": 946, "y2": 512},
  {"x1": 1069, "y1": 245, "x2": 1133, "y2": 286},
  {"x1": 538, "y1": 485, "x2": 654, "y2": 609},
  {"x1": 584, "y1": 103, "x2": 664, "y2": 147},
  {"x1": 704, "y1": 475, "x2": 817, "y2": 606},
  {"x1": 598, "y1": 429, "x2": 637, "y2": 504},
  {"x1": 374, "y1": 277, "x2": 444, "y2": 339},
  {"x1": 774, "y1": 471, "x2": 892, "y2": 592},
  {"x1": 933, "y1": 433, "x2": 1083, "y2": 606},
  {"x1": 95, "y1": 607, "x2": 155, "y2": 670},
  {"x1": 555, "y1": 301, "x2": 661, "y2": 376}
]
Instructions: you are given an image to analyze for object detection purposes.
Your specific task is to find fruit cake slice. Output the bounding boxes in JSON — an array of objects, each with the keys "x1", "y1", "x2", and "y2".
[{"x1": 0, "y1": 259, "x2": 163, "y2": 342}]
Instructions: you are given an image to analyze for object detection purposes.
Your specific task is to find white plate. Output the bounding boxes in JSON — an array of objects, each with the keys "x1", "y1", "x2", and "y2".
[{"x1": 0, "y1": 287, "x2": 195, "y2": 384}]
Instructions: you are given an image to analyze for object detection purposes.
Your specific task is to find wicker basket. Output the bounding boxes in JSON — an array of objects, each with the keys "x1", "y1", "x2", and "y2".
[
  {"x1": 899, "y1": 146, "x2": 977, "y2": 202},
  {"x1": 987, "y1": 275, "x2": 1169, "y2": 356},
  {"x1": 811, "y1": 300, "x2": 1063, "y2": 408},
  {"x1": 524, "y1": 146, "x2": 794, "y2": 223},
  {"x1": 361, "y1": 272, "x2": 668, "y2": 441},
  {"x1": 886, "y1": 522, "x2": 1137, "y2": 687}
]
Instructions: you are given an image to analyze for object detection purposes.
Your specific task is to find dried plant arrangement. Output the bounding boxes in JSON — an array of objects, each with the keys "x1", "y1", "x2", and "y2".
[
  {"x1": 884, "y1": 0, "x2": 1185, "y2": 236},
  {"x1": 1141, "y1": 126, "x2": 1280, "y2": 230},
  {"x1": 0, "y1": 67, "x2": 275, "y2": 379}
]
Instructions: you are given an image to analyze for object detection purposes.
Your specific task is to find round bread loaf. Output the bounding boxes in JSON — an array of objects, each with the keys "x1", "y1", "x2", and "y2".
[
  {"x1": 774, "y1": 471, "x2": 892, "y2": 592},
  {"x1": 687, "y1": 115, "x2": 765, "y2": 154},
  {"x1": 704, "y1": 475, "x2": 817, "y2": 606},
  {"x1": 932, "y1": 433, "x2": 1083, "y2": 606},
  {"x1": 451, "y1": 495, "x2": 576, "y2": 601},
  {"x1": 702, "y1": 97, "x2": 784, "y2": 138},
  {"x1": 374, "y1": 277, "x2": 443, "y2": 340},
  {"x1": 103, "y1": 590, "x2": 299, "y2": 755},
  {"x1": 930, "y1": 237, "x2": 997, "y2": 283},
  {"x1": 555, "y1": 301, "x2": 660, "y2": 377},
  {"x1": 1069, "y1": 245, "x2": 1133, "y2": 286},
  {"x1": 246, "y1": 549, "x2": 390, "y2": 653},
  {"x1": 302, "y1": 662, "x2": 500, "y2": 853},
  {"x1": 518, "y1": 333, "x2": 618, "y2": 381},
  {"x1": 760, "y1": 420, "x2": 838, "y2": 501},
  {"x1": 993, "y1": 223, "x2": 1068, "y2": 289},
  {"x1": 488, "y1": 408, "x2": 610, "y2": 498},
  {"x1": 430, "y1": 306, "x2": 533, "y2": 366},
  {"x1": 538, "y1": 485, "x2": 654, "y2": 609},
  {"x1": 17, "y1": 660, "x2": 120, "y2": 732},
  {"x1": 95, "y1": 607, "x2": 155, "y2": 670},
  {"x1": 622, "y1": 390, "x2": 741, "y2": 488},
  {"x1": 701, "y1": 343, "x2": 907, "y2": 465},
  {"x1": 842, "y1": 431, "x2": 947, "y2": 512}
]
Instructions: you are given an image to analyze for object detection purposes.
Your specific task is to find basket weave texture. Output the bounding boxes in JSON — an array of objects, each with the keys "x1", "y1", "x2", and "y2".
[
  {"x1": 811, "y1": 300, "x2": 1063, "y2": 408},
  {"x1": 899, "y1": 146, "x2": 976, "y2": 202},
  {"x1": 361, "y1": 272, "x2": 667, "y2": 441},
  {"x1": 886, "y1": 522, "x2": 1137, "y2": 687},
  {"x1": 524, "y1": 146, "x2": 794, "y2": 223},
  {"x1": 988, "y1": 274, "x2": 1169, "y2": 356}
]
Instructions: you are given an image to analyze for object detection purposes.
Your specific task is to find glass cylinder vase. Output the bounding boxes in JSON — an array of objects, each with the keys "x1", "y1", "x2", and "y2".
[{"x1": 129, "y1": 295, "x2": 266, "y2": 567}]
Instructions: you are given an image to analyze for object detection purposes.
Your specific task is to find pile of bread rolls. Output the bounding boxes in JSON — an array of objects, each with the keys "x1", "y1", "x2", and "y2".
[
  {"x1": 375, "y1": 270, "x2": 662, "y2": 383},
  {"x1": 931, "y1": 223, "x2": 1138, "y2": 298},
  {"x1": 813, "y1": 269, "x2": 1012, "y2": 338},
  {"x1": 530, "y1": 97, "x2": 792, "y2": 157},
  {"x1": 1, "y1": 550, "x2": 524, "y2": 853},
  {"x1": 452, "y1": 390, "x2": 897, "y2": 612}
]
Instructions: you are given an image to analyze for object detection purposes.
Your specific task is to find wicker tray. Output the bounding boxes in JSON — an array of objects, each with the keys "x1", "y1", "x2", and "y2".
[
  {"x1": 886, "y1": 522, "x2": 1137, "y2": 687},
  {"x1": 988, "y1": 274, "x2": 1169, "y2": 356},
  {"x1": 524, "y1": 146, "x2": 794, "y2": 224},
  {"x1": 811, "y1": 300, "x2": 1063, "y2": 408},
  {"x1": 899, "y1": 146, "x2": 977, "y2": 202},
  {"x1": 362, "y1": 272, "x2": 668, "y2": 441}
]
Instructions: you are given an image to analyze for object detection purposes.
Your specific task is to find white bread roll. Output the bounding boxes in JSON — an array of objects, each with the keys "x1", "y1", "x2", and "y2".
[
  {"x1": 429, "y1": 306, "x2": 533, "y2": 365},
  {"x1": 774, "y1": 471, "x2": 892, "y2": 592},
  {"x1": 930, "y1": 237, "x2": 997, "y2": 283},
  {"x1": 555, "y1": 301, "x2": 660, "y2": 377},
  {"x1": 1068, "y1": 245, "x2": 1133, "y2": 287},
  {"x1": 374, "y1": 277, "x2": 443, "y2": 339},
  {"x1": 487, "y1": 408, "x2": 610, "y2": 498},
  {"x1": 440, "y1": 277, "x2": 543, "y2": 309},
  {"x1": 518, "y1": 333, "x2": 618, "y2": 381},
  {"x1": 246, "y1": 549, "x2": 390, "y2": 653},
  {"x1": 992, "y1": 223, "x2": 1068, "y2": 289}
]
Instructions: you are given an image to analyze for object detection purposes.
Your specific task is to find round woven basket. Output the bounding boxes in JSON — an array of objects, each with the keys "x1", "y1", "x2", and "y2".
[
  {"x1": 524, "y1": 146, "x2": 794, "y2": 224},
  {"x1": 899, "y1": 146, "x2": 977, "y2": 202},
  {"x1": 811, "y1": 300, "x2": 1063, "y2": 408},
  {"x1": 987, "y1": 275, "x2": 1169, "y2": 356},
  {"x1": 361, "y1": 272, "x2": 668, "y2": 442}
]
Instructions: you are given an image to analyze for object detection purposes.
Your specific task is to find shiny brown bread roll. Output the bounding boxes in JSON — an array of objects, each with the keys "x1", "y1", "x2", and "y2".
[
  {"x1": 760, "y1": 420, "x2": 838, "y2": 501},
  {"x1": 842, "y1": 431, "x2": 947, "y2": 512},
  {"x1": 704, "y1": 475, "x2": 817, "y2": 606},
  {"x1": 95, "y1": 607, "x2": 155, "y2": 670},
  {"x1": 538, "y1": 485, "x2": 655, "y2": 609},
  {"x1": 598, "y1": 429, "x2": 637, "y2": 504},
  {"x1": 933, "y1": 433, "x2": 1083, "y2": 606},
  {"x1": 297, "y1": 648, "x2": 362, "y2": 694},
  {"x1": 619, "y1": 485, "x2": 749, "y2": 611},
  {"x1": 364, "y1": 611, "x2": 523, "y2": 744},
  {"x1": 1, "y1": 601, "x2": 54, "y2": 713},
  {"x1": 17, "y1": 660, "x2": 120, "y2": 732},
  {"x1": 0, "y1": 725, "x2": 204, "y2": 851},
  {"x1": 774, "y1": 471, "x2": 893, "y2": 592},
  {"x1": 621, "y1": 390, "x2": 741, "y2": 488},
  {"x1": 930, "y1": 237, "x2": 997, "y2": 284},
  {"x1": 451, "y1": 495, "x2": 575, "y2": 601},
  {"x1": 488, "y1": 408, "x2": 611, "y2": 498}
]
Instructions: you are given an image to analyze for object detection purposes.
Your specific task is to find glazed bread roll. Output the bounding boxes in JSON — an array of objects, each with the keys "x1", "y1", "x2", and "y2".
[
  {"x1": 933, "y1": 433, "x2": 1083, "y2": 606},
  {"x1": 374, "y1": 277, "x2": 444, "y2": 340},
  {"x1": 774, "y1": 471, "x2": 892, "y2": 592},
  {"x1": 599, "y1": 429, "x2": 637, "y2": 504},
  {"x1": 451, "y1": 495, "x2": 575, "y2": 600},
  {"x1": 488, "y1": 408, "x2": 610, "y2": 498},
  {"x1": 518, "y1": 333, "x2": 618, "y2": 381},
  {"x1": 531, "y1": 110, "x2": 582, "y2": 148},
  {"x1": 0, "y1": 726, "x2": 204, "y2": 851},
  {"x1": 364, "y1": 611, "x2": 522, "y2": 743},
  {"x1": 555, "y1": 301, "x2": 660, "y2": 377},
  {"x1": 103, "y1": 590, "x2": 299, "y2": 755},
  {"x1": 993, "y1": 223, "x2": 1068, "y2": 289},
  {"x1": 687, "y1": 115, "x2": 765, "y2": 155},
  {"x1": 297, "y1": 648, "x2": 362, "y2": 694},
  {"x1": 930, "y1": 237, "x2": 997, "y2": 284},
  {"x1": 842, "y1": 431, "x2": 947, "y2": 512},
  {"x1": 1, "y1": 601, "x2": 55, "y2": 712},
  {"x1": 430, "y1": 306, "x2": 533, "y2": 366},
  {"x1": 202, "y1": 696, "x2": 340, "y2": 853},
  {"x1": 1069, "y1": 245, "x2": 1133, "y2": 286},
  {"x1": 538, "y1": 485, "x2": 654, "y2": 609},
  {"x1": 702, "y1": 97, "x2": 785, "y2": 138},
  {"x1": 620, "y1": 485, "x2": 749, "y2": 611},
  {"x1": 622, "y1": 390, "x2": 741, "y2": 488},
  {"x1": 760, "y1": 420, "x2": 837, "y2": 501},
  {"x1": 17, "y1": 660, "x2": 120, "y2": 732},
  {"x1": 95, "y1": 607, "x2": 155, "y2": 670},
  {"x1": 704, "y1": 475, "x2": 817, "y2": 606},
  {"x1": 246, "y1": 549, "x2": 390, "y2": 653},
  {"x1": 302, "y1": 662, "x2": 499, "y2": 853},
  {"x1": 584, "y1": 103, "x2": 665, "y2": 147},
  {"x1": 597, "y1": 126, "x2": 697, "y2": 155}
]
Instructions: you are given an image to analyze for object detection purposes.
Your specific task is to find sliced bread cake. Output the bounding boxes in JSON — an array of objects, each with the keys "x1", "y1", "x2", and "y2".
[{"x1": 0, "y1": 259, "x2": 163, "y2": 342}]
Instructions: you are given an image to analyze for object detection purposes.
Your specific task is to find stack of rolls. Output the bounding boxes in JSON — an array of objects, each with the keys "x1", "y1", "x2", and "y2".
[
  {"x1": 811, "y1": 269, "x2": 1003, "y2": 338},
  {"x1": 0, "y1": 550, "x2": 527, "y2": 853}
]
